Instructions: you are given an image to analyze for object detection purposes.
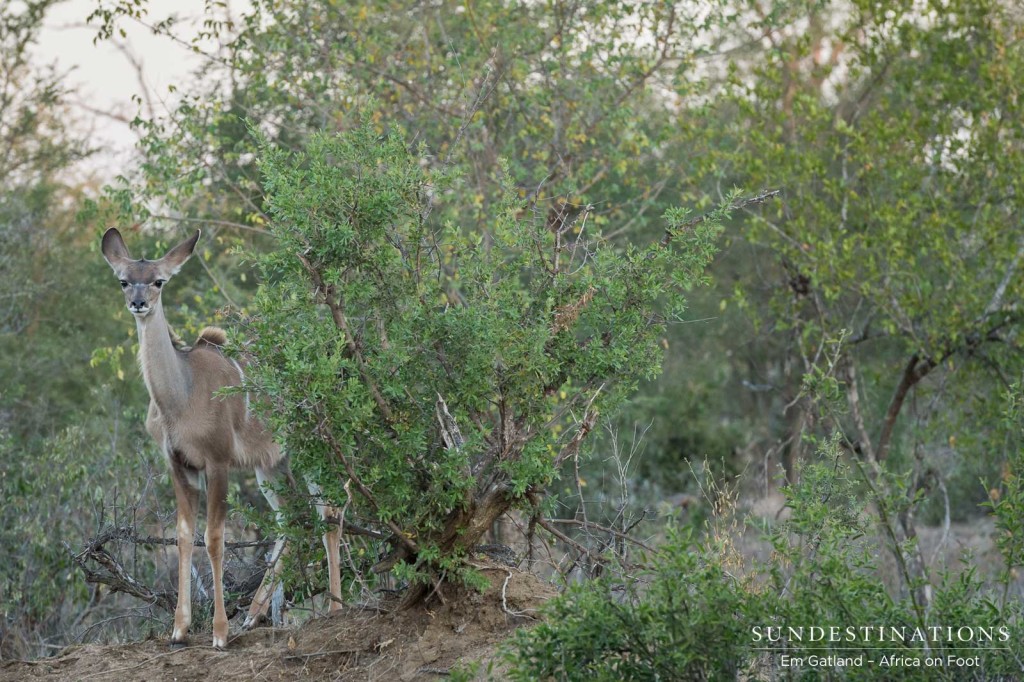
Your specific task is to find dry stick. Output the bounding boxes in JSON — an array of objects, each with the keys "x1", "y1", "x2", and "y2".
[
  {"x1": 283, "y1": 647, "x2": 362, "y2": 661},
  {"x1": 535, "y1": 517, "x2": 598, "y2": 563},
  {"x1": 465, "y1": 561, "x2": 538, "y2": 619},
  {"x1": 66, "y1": 541, "x2": 176, "y2": 613},
  {"x1": 81, "y1": 525, "x2": 275, "y2": 550},
  {"x1": 544, "y1": 518, "x2": 658, "y2": 555},
  {"x1": 75, "y1": 611, "x2": 163, "y2": 644},
  {"x1": 418, "y1": 667, "x2": 453, "y2": 676}
]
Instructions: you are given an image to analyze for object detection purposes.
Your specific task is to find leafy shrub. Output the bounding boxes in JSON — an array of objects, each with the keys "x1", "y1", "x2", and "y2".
[
  {"x1": 507, "y1": 437, "x2": 1024, "y2": 681},
  {"x1": 237, "y1": 114, "x2": 741, "y2": 596}
]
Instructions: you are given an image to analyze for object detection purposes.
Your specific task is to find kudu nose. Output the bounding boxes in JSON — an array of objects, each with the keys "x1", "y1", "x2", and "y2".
[{"x1": 130, "y1": 300, "x2": 146, "y2": 311}]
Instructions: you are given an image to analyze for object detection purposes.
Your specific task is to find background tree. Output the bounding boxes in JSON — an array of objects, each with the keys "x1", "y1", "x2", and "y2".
[
  {"x1": 0, "y1": 0, "x2": 151, "y2": 657},
  {"x1": 673, "y1": 0, "x2": 1024, "y2": 608},
  {"x1": 697, "y1": 0, "x2": 1022, "y2": 475}
]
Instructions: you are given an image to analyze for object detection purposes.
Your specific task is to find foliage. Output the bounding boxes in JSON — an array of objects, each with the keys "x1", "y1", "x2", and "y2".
[
  {"x1": 508, "y1": 526, "x2": 756, "y2": 681},
  {"x1": 507, "y1": 438, "x2": 1024, "y2": 681},
  {"x1": 0, "y1": 2, "x2": 214, "y2": 657},
  {"x1": 0, "y1": 0, "x2": 95, "y2": 440},
  {"x1": 0, "y1": 1, "x2": 134, "y2": 657},
  {"x1": 241, "y1": 116, "x2": 730, "y2": 589},
  {"x1": 5, "y1": 0, "x2": 1023, "y2": 660},
  {"x1": 983, "y1": 382, "x2": 1024, "y2": 602},
  {"x1": 88, "y1": 0, "x2": 724, "y2": 234},
  {"x1": 683, "y1": 0, "x2": 1024, "y2": 474}
]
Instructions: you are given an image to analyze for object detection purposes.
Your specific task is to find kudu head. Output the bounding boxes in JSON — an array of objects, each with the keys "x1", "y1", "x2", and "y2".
[{"x1": 101, "y1": 228, "x2": 200, "y2": 318}]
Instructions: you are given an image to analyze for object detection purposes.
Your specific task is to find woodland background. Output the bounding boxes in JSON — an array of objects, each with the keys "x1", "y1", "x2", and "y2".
[{"x1": 3, "y1": 0, "x2": 1024, "y2": 678}]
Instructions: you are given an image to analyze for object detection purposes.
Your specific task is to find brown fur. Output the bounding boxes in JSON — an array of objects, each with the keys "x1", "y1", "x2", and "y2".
[{"x1": 101, "y1": 227, "x2": 342, "y2": 649}]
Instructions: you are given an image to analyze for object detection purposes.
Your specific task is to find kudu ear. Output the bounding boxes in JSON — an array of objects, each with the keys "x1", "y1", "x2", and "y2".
[
  {"x1": 159, "y1": 230, "x2": 201, "y2": 275},
  {"x1": 101, "y1": 228, "x2": 133, "y2": 271}
]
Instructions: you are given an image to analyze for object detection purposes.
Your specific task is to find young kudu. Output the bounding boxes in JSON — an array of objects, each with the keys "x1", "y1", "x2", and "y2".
[{"x1": 101, "y1": 227, "x2": 342, "y2": 649}]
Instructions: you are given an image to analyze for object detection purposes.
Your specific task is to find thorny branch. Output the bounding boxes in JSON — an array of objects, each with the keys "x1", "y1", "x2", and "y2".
[{"x1": 660, "y1": 188, "x2": 782, "y2": 248}]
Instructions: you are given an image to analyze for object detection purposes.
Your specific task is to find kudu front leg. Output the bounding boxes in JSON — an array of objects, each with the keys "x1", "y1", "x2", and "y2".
[
  {"x1": 205, "y1": 465, "x2": 230, "y2": 649},
  {"x1": 169, "y1": 461, "x2": 200, "y2": 646}
]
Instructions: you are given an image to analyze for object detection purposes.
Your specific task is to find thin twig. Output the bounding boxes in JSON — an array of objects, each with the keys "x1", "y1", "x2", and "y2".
[
  {"x1": 545, "y1": 518, "x2": 658, "y2": 555},
  {"x1": 283, "y1": 647, "x2": 362, "y2": 660}
]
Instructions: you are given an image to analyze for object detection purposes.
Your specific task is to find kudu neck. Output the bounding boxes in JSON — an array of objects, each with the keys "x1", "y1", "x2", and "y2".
[{"x1": 135, "y1": 302, "x2": 192, "y2": 414}]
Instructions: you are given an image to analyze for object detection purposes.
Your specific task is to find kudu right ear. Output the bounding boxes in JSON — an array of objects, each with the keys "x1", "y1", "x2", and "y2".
[
  {"x1": 159, "y1": 229, "x2": 201, "y2": 275},
  {"x1": 101, "y1": 228, "x2": 133, "y2": 270}
]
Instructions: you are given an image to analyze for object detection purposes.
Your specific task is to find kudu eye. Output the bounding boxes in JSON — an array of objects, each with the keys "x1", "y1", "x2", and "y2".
[
  {"x1": 120, "y1": 280, "x2": 129, "y2": 289},
  {"x1": 154, "y1": 280, "x2": 165, "y2": 289}
]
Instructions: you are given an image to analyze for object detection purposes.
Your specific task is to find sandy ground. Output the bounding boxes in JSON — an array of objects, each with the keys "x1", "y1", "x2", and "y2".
[{"x1": 0, "y1": 564, "x2": 554, "y2": 682}]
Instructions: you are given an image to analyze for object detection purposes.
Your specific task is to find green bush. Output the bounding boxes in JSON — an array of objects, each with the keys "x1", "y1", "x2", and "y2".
[
  {"x1": 507, "y1": 437, "x2": 1024, "y2": 681},
  {"x1": 239, "y1": 115, "x2": 733, "y2": 595}
]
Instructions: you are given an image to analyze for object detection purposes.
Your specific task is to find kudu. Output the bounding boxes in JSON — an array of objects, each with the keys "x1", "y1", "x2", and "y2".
[{"x1": 101, "y1": 227, "x2": 341, "y2": 649}]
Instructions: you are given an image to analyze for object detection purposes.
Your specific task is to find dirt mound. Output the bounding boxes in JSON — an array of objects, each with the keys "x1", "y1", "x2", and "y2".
[{"x1": 1, "y1": 565, "x2": 553, "y2": 682}]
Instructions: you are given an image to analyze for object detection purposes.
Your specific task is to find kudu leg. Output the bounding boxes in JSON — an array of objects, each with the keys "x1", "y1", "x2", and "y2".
[
  {"x1": 243, "y1": 465, "x2": 289, "y2": 629},
  {"x1": 169, "y1": 461, "x2": 200, "y2": 645},
  {"x1": 204, "y1": 466, "x2": 230, "y2": 649},
  {"x1": 307, "y1": 480, "x2": 343, "y2": 613},
  {"x1": 242, "y1": 469, "x2": 344, "y2": 628}
]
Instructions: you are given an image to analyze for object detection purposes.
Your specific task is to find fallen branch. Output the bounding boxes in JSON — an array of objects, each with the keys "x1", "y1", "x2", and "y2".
[
  {"x1": 66, "y1": 526, "x2": 274, "y2": 615},
  {"x1": 65, "y1": 540, "x2": 176, "y2": 613}
]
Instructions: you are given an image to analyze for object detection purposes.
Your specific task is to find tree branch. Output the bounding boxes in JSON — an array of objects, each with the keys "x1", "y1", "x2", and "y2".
[
  {"x1": 545, "y1": 518, "x2": 658, "y2": 555},
  {"x1": 66, "y1": 540, "x2": 176, "y2": 613},
  {"x1": 876, "y1": 354, "x2": 933, "y2": 461},
  {"x1": 660, "y1": 189, "x2": 782, "y2": 248},
  {"x1": 845, "y1": 359, "x2": 876, "y2": 462}
]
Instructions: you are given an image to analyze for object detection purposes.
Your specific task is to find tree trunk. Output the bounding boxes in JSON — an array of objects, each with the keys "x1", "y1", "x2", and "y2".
[{"x1": 397, "y1": 483, "x2": 512, "y2": 610}]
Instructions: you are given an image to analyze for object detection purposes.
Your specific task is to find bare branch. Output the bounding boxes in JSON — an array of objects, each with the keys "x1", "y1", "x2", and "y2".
[
  {"x1": 984, "y1": 236, "x2": 1024, "y2": 318},
  {"x1": 545, "y1": 518, "x2": 658, "y2": 555},
  {"x1": 845, "y1": 359, "x2": 876, "y2": 462},
  {"x1": 65, "y1": 540, "x2": 176, "y2": 613}
]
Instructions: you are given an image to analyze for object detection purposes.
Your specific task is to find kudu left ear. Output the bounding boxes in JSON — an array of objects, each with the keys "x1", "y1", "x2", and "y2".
[
  {"x1": 160, "y1": 230, "x2": 202, "y2": 275},
  {"x1": 101, "y1": 227, "x2": 133, "y2": 271}
]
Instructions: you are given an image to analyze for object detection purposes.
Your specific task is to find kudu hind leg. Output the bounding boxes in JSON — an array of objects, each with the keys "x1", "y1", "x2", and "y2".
[
  {"x1": 169, "y1": 458, "x2": 200, "y2": 645},
  {"x1": 307, "y1": 480, "x2": 343, "y2": 613},
  {"x1": 243, "y1": 465, "x2": 289, "y2": 629},
  {"x1": 204, "y1": 465, "x2": 230, "y2": 649}
]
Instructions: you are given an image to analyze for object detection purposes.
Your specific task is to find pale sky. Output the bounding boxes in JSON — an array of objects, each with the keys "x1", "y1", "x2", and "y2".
[{"x1": 33, "y1": 0, "x2": 238, "y2": 177}]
